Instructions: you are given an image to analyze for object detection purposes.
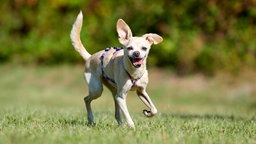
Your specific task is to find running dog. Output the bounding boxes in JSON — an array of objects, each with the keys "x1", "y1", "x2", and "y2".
[{"x1": 70, "y1": 11, "x2": 163, "y2": 128}]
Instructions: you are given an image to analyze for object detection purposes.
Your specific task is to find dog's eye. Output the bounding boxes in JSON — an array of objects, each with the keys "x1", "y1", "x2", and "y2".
[
  {"x1": 127, "y1": 47, "x2": 133, "y2": 50},
  {"x1": 142, "y1": 47, "x2": 147, "y2": 51}
]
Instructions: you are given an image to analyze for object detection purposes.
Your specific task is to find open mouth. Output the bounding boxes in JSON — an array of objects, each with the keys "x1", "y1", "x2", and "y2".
[{"x1": 129, "y1": 57, "x2": 144, "y2": 68}]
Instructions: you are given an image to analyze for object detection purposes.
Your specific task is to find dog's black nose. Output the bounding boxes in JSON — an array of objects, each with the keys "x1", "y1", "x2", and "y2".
[{"x1": 133, "y1": 51, "x2": 140, "y2": 57}]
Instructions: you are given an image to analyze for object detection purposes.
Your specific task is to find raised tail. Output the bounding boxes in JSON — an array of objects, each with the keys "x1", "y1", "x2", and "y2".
[{"x1": 70, "y1": 11, "x2": 91, "y2": 61}]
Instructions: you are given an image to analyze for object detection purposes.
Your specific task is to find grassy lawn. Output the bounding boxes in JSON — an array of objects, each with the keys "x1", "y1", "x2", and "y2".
[{"x1": 0, "y1": 65, "x2": 256, "y2": 144}]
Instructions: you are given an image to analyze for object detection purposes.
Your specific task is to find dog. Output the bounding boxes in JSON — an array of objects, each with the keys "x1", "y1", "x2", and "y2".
[{"x1": 70, "y1": 11, "x2": 163, "y2": 128}]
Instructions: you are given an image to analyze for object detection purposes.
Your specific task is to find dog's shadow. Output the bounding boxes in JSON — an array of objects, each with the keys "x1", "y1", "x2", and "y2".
[
  {"x1": 164, "y1": 113, "x2": 256, "y2": 121},
  {"x1": 56, "y1": 112, "x2": 255, "y2": 128},
  {"x1": 57, "y1": 118, "x2": 86, "y2": 126}
]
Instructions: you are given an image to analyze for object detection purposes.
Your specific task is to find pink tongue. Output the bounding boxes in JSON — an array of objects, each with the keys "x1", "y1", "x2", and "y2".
[{"x1": 133, "y1": 58, "x2": 144, "y2": 66}]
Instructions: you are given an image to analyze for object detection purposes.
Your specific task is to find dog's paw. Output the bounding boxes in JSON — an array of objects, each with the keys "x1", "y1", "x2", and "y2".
[
  {"x1": 143, "y1": 109, "x2": 156, "y2": 117},
  {"x1": 87, "y1": 122, "x2": 96, "y2": 127}
]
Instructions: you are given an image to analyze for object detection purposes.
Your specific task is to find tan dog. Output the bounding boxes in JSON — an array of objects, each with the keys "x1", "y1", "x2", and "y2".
[{"x1": 70, "y1": 11, "x2": 163, "y2": 128}]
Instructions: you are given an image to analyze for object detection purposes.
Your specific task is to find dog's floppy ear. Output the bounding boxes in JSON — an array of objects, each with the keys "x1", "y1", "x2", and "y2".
[
  {"x1": 116, "y1": 19, "x2": 132, "y2": 45},
  {"x1": 143, "y1": 33, "x2": 163, "y2": 45}
]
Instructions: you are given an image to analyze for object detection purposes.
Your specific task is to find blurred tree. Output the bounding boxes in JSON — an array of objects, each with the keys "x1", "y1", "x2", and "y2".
[{"x1": 0, "y1": 0, "x2": 255, "y2": 74}]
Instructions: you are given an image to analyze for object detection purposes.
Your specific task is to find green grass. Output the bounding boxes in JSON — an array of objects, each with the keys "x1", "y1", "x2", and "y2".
[{"x1": 0, "y1": 65, "x2": 256, "y2": 144}]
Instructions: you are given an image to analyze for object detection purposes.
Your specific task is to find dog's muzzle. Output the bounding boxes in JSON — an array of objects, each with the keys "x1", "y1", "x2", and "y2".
[{"x1": 129, "y1": 57, "x2": 144, "y2": 68}]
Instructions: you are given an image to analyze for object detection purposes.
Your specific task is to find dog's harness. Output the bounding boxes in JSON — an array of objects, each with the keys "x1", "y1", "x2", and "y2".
[
  {"x1": 100, "y1": 47, "x2": 143, "y2": 86},
  {"x1": 125, "y1": 70, "x2": 142, "y2": 86},
  {"x1": 100, "y1": 47, "x2": 121, "y2": 84}
]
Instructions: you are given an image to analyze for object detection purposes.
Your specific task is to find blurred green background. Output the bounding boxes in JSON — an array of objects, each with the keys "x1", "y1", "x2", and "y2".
[
  {"x1": 1, "y1": 1, "x2": 256, "y2": 143},
  {"x1": 0, "y1": 0, "x2": 256, "y2": 75}
]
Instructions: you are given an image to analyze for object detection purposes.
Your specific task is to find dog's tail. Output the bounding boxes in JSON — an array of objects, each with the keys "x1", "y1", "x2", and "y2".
[{"x1": 70, "y1": 11, "x2": 91, "y2": 61}]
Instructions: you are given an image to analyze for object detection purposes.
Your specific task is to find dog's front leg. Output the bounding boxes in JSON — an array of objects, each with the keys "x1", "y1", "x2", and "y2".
[
  {"x1": 137, "y1": 89, "x2": 157, "y2": 117},
  {"x1": 115, "y1": 92, "x2": 135, "y2": 128}
]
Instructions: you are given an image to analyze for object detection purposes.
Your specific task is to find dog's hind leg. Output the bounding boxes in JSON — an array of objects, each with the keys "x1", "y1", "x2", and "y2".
[
  {"x1": 105, "y1": 85, "x2": 122, "y2": 126},
  {"x1": 114, "y1": 100, "x2": 122, "y2": 125},
  {"x1": 84, "y1": 73, "x2": 103, "y2": 125},
  {"x1": 113, "y1": 92, "x2": 122, "y2": 125}
]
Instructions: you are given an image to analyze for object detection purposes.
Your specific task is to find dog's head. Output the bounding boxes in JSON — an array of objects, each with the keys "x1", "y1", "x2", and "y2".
[{"x1": 116, "y1": 19, "x2": 163, "y2": 68}]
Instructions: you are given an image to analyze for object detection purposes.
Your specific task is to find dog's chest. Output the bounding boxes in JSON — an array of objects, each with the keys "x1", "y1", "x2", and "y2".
[{"x1": 129, "y1": 85, "x2": 138, "y2": 91}]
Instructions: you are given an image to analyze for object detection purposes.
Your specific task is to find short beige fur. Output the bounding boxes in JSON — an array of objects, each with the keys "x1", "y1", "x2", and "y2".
[{"x1": 70, "y1": 11, "x2": 163, "y2": 128}]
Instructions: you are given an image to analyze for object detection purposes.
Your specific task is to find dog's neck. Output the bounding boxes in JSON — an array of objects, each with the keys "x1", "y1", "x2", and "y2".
[{"x1": 123, "y1": 56, "x2": 146, "y2": 79}]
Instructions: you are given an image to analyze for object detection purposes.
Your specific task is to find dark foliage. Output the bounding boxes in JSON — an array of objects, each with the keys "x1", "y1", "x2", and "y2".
[{"x1": 0, "y1": 0, "x2": 255, "y2": 74}]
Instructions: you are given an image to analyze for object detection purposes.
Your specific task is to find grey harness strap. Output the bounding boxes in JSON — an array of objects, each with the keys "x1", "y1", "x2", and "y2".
[
  {"x1": 125, "y1": 70, "x2": 143, "y2": 86},
  {"x1": 100, "y1": 47, "x2": 143, "y2": 86},
  {"x1": 100, "y1": 47, "x2": 121, "y2": 84}
]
